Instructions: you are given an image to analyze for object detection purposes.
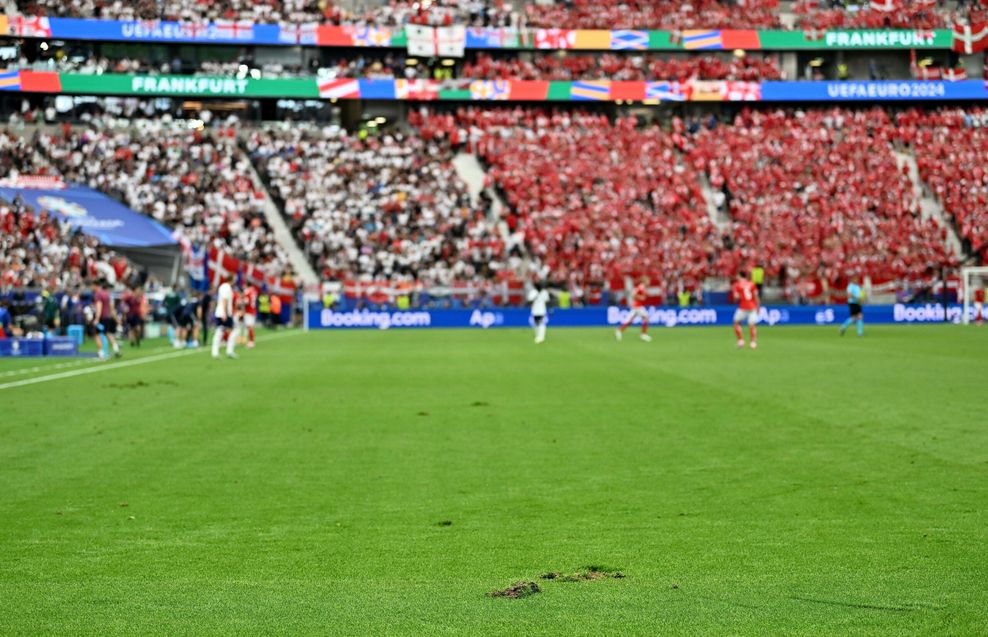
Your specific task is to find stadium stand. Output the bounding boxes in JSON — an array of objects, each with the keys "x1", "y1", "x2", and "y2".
[
  {"x1": 13, "y1": 0, "x2": 517, "y2": 26},
  {"x1": 0, "y1": 200, "x2": 130, "y2": 290},
  {"x1": 13, "y1": 0, "x2": 985, "y2": 30},
  {"x1": 684, "y1": 107, "x2": 954, "y2": 287},
  {"x1": 0, "y1": 123, "x2": 290, "y2": 280},
  {"x1": 523, "y1": 0, "x2": 782, "y2": 30},
  {"x1": 898, "y1": 107, "x2": 988, "y2": 261},
  {"x1": 0, "y1": 130, "x2": 131, "y2": 289},
  {"x1": 245, "y1": 122, "x2": 503, "y2": 289},
  {"x1": 792, "y1": 0, "x2": 987, "y2": 30},
  {"x1": 13, "y1": 54, "x2": 424, "y2": 80},
  {"x1": 442, "y1": 107, "x2": 726, "y2": 297},
  {"x1": 15, "y1": 50, "x2": 782, "y2": 82},
  {"x1": 461, "y1": 52, "x2": 784, "y2": 81}
]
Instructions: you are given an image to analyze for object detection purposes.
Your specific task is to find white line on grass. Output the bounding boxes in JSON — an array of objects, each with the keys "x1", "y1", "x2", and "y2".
[
  {"x1": 0, "y1": 330, "x2": 304, "y2": 392},
  {"x1": 0, "y1": 358, "x2": 93, "y2": 378}
]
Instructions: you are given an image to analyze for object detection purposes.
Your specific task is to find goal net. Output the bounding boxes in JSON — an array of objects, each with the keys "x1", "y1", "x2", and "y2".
[{"x1": 960, "y1": 266, "x2": 988, "y2": 325}]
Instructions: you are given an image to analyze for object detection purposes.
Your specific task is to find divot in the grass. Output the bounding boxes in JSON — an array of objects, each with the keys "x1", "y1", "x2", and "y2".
[
  {"x1": 488, "y1": 581, "x2": 540, "y2": 599},
  {"x1": 540, "y1": 566, "x2": 625, "y2": 582}
]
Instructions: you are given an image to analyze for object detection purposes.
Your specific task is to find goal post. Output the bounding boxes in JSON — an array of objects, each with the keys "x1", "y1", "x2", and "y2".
[{"x1": 960, "y1": 266, "x2": 988, "y2": 325}]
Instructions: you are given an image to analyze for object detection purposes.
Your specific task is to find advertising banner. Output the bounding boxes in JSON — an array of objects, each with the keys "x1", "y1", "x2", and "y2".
[
  {"x1": 24, "y1": 74, "x2": 988, "y2": 103},
  {"x1": 306, "y1": 304, "x2": 978, "y2": 330},
  {"x1": 0, "y1": 15, "x2": 956, "y2": 51},
  {"x1": 0, "y1": 182, "x2": 176, "y2": 247}
]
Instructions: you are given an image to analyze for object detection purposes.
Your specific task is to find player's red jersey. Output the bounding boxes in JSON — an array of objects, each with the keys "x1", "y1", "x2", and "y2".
[
  {"x1": 732, "y1": 279, "x2": 759, "y2": 311},
  {"x1": 631, "y1": 283, "x2": 647, "y2": 308},
  {"x1": 243, "y1": 285, "x2": 259, "y2": 315},
  {"x1": 975, "y1": 289, "x2": 986, "y2": 303}
]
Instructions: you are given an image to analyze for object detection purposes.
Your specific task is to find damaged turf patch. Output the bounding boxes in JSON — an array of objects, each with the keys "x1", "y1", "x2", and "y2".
[
  {"x1": 488, "y1": 581, "x2": 540, "y2": 599},
  {"x1": 540, "y1": 566, "x2": 625, "y2": 582}
]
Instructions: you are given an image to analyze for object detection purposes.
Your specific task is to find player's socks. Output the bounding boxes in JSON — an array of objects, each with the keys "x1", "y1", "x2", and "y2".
[
  {"x1": 749, "y1": 325, "x2": 757, "y2": 344},
  {"x1": 733, "y1": 323, "x2": 744, "y2": 342},
  {"x1": 98, "y1": 334, "x2": 109, "y2": 360},
  {"x1": 211, "y1": 327, "x2": 225, "y2": 358},
  {"x1": 856, "y1": 319, "x2": 863, "y2": 336},
  {"x1": 614, "y1": 329, "x2": 622, "y2": 341},
  {"x1": 226, "y1": 329, "x2": 237, "y2": 356},
  {"x1": 839, "y1": 318, "x2": 852, "y2": 334},
  {"x1": 248, "y1": 327, "x2": 255, "y2": 343},
  {"x1": 535, "y1": 324, "x2": 546, "y2": 343}
]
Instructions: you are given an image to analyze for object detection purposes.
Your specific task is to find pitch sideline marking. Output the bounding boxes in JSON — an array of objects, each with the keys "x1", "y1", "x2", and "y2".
[
  {"x1": 0, "y1": 358, "x2": 93, "y2": 378},
  {"x1": 0, "y1": 330, "x2": 304, "y2": 392},
  {"x1": 0, "y1": 341, "x2": 183, "y2": 378}
]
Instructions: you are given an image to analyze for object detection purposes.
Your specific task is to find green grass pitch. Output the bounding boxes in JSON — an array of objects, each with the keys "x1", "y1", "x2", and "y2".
[{"x1": 1, "y1": 325, "x2": 986, "y2": 635}]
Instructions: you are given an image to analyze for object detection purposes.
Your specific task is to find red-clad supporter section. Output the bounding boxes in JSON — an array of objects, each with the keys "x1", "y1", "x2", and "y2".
[
  {"x1": 896, "y1": 108, "x2": 988, "y2": 260},
  {"x1": 793, "y1": 0, "x2": 987, "y2": 30},
  {"x1": 15, "y1": 0, "x2": 984, "y2": 29},
  {"x1": 524, "y1": 0, "x2": 782, "y2": 30},
  {"x1": 444, "y1": 107, "x2": 725, "y2": 294},
  {"x1": 462, "y1": 52, "x2": 783, "y2": 82},
  {"x1": 684, "y1": 108, "x2": 953, "y2": 284}
]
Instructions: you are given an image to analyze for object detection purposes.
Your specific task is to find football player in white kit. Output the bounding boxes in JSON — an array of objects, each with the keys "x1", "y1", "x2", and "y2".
[
  {"x1": 211, "y1": 276, "x2": 238, "y2": 359},
  {"x1": 528, "y1": 281, "x2": 551, "y2": 344}
]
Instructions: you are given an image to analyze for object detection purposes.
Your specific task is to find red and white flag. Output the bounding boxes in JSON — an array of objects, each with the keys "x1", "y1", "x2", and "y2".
[
  {"x1": 953, "y1": 21, "x2": 988, "y2": 54},
  {"x1": 10, "y1": 16, "x2": 51, "y2": 37},
  {"x1": 394, "y1": 79, "x2": 438, "y2": 100},
  {"x1": 215, "y1": 20, "x2": 255, "y2": 40},
  {"x1": 278, "y1": 22, "x2": 318, "y2": 44},
  {"x1": 943, "y1": 66, "x2": 967, "y2": 81},
  {"x1": 534, "y1": 28, "x2": 575, "y2": 49},
  {"x1": 318, "y1": 78, "x2": 360, "y2": 99},
  {"x1": 869, "y1": 0, "x2": 898, "y2": 11}
]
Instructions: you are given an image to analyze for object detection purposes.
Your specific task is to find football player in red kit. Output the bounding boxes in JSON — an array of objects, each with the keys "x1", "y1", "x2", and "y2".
[
  {"x1": 616, "y1": 276, "x2": 652, "y2": 342},
  {"x1": 242, "y1": 284, "x2": 259, "y2": 348},
  {"x1": 731, "y1": 271, "x2": 759, "y2": 349}
]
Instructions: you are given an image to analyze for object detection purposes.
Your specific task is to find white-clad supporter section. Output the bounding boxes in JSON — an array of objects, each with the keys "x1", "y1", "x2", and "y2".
[{"x1": 0, "y1": 331, "x2": 303, "y2": 392}]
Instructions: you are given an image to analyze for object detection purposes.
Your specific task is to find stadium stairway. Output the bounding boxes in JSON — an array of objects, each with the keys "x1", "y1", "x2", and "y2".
[
  {"x1": 698, "y1": 172, "x2": 732, "y2": 232},
  {"x1": 452, "y1": 151, "x2": 510, "y2": 238},
  {"x1": 895, "y1": 150, "x2": 965, "y2": 259},
  {"x1": 242, "y1": 156, "x2": 320, "y2": 287}
]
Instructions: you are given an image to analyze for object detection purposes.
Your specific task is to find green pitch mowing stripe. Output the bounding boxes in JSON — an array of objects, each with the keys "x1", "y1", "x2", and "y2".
[{"x1": 1, "y1": 326, "x2": 985, "y2": 635}]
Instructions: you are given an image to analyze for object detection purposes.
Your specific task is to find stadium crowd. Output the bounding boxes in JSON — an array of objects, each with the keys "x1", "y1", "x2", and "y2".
[
  {"x1": 1, "y1": 102, "x2": 978, "y2": 304},
  {"x1": 462, "y1": 52, "x2": 783, "y2": 81},
  {"x1": 18, "y1": 54, "x2": 428, "y2": 80},
  {"x1": 16, "y1": 0, "x2": 987, "y2": 30},
  {"x1": 792, "y1": 0, "x2": 988, "y2": 30},
  {"x1": 0, "y1": 196, "x2": 129, "y2": 291},
  {"x1": 246, "y1": 123, "x2": 502, "y2": 287},
  {"x1": 14, "y1": 0, "x2": 518, "y2": 26},
  {"x1": 683, "y1": 107, "x2": 954, "y2": 285},
  {"x1": 426, "y1": 107, "x2": 726, "y2": 295},
  {"x1": 0, "y1": 122, "x2": 291, "y2": 282},
  {"x1": 24, "y1": 51, "x2": 782, "y2": 82},
  {"x1": 523, "y1": 0, "x2": 782, "y2": 29},
  {"x1": 898, "y1": 108, "x2": 988, "y2": 261}
]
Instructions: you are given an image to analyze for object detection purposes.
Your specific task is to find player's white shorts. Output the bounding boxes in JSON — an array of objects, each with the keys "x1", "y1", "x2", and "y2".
[
  {"x1": 733, "y1": 308, "x2": 759, "y2": 325},
  {"x1": 244, "y1": 313, "x2": 256, "y2": 328},
  {"x1": 627, "y1": 307, "x2": 648, "y2": 321}
]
